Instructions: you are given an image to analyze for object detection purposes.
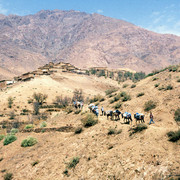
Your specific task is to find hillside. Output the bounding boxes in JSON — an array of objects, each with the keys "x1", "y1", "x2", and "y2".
[
  {"x1": 0, "y1": 10, "x2": 180, "y2": 80},
  {"x1": 0, "y1": 66, "x2": 180, "y2": 179}
]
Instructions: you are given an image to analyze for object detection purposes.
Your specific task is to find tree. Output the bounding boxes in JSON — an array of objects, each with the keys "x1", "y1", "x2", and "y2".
[
  {"x1": 72, "y1": 89, "x2": 84, "y2": 102},
  {"x1": 32, "y1": 93, "x2": 48, "y2": 105}
]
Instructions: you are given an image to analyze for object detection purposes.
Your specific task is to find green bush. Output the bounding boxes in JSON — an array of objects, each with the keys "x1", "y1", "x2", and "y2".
[
  {"x1": 105, "y1": 89, "x2": 117, "y2": 95},
  {"x1": 24, "y1": 124, "x2": 34, "y2": 129},
  {"x1": 168, "y1": 65, "x2": 178, "y2": 72},
  {"x1": 3, "y1": 135, "x2": 17, "y2": 145},
  {"x1": 122, "y1": 94, "x2": 131, "y2": 102},
  {"x1": 113, "y1": 102, "x2": 122, "y2": 109},
  {"x1": 165, "y1": 85, "x2": 173, "y2": 90},
  {"x1": 108, "y1": 128, "x2": 122, "y2": 135},
  {"x1": 4, "y1": 173, "x2": 13, "y2": 180},
  {"x1": 10, "y1": 128, "x2": 18, "y2": 135},
  {"x1": 67, "y1": 157, "x2": 80, "y2": 169},
  {"x1": 31, "y1": 160, "x2": 39, "y2": 167},
  {"x1": 177, "y1": 79, "x2": 180, "y2": 82},
  {"x1": 174, "y1": 108, "x2": 180, "y2": 122},
  {"x1": 158, "y1": 86, "x2": 165, "y2": 91},
  {"x1": 167, "y1": 130, "x2": 180, "y2": 142},
  {"x1": 109, "y1": 98, "x2": 115, "y2": 104},
  {"x1": 21, "y1": 137, "x2": 37, "y2": 147},
  {"x1": 0, "y1": 134, "x2": 5, "y2": 141},
  {"x1": 40, "y1": 121, "x2": 47, "y2": 128},
  {"x1": 152, "y1": 77, "x2": 158, "y2": 81},
  {"x1": 144, "y1": 100, "x2": 156, "y2": 111},
  {"x1": 74, "y1": 127, "x2": 83, "y2": 134},
  {"x1": 130, "y1": 124, "x2": 147, "y2": 136},
  {"x1": 81, "y1": 113, "x2": 98, "y2": 128},
  {"x1": 137, "y1": 92, "x2": 145, "y2": 97},
  {"x1": 123, "y1": 84, "x2": 128, "y2": 88},
  {"x1": 154, "y1": 83, "x2": 160, "y2": 88},
  {"x1": 131, "y1": 84, "x2": 136, "y2": 88},
  {"x1": 108, "y1": 128, "x2": 115, "y2": 135}
]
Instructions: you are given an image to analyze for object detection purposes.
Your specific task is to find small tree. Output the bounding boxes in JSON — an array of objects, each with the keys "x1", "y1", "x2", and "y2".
[
  {"x1": 8, "y1": 97, "x2": 13, "y2": 108},
  {"x1": 33, "y1": 102, "x2": 40, "y2": 115},
  {"x1": 33, "y1": 93, "x2": 48, "y2": 105},
  {"x1": 72, "y1": 89, "x2": 84, "y2": 102},
  {"x1": 54, "y1": 96, "x2": 71, "y2": 107}
]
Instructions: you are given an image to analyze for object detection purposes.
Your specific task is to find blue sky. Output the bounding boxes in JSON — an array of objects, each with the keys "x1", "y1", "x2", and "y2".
[{"x1": 0, "y1": 0, "x2": 180, "y2": 36}]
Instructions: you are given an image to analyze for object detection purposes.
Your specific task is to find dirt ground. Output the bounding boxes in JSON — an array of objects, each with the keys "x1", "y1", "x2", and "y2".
[{"x1": 0, "y1": 68, "x2": 180, "y2": 180}]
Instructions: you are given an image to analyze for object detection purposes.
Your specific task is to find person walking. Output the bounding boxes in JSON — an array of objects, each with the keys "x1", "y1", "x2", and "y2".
[
  {"x1": 149, "y1": 111, "x2": 155, "y2": 124},
  {"x1": 101, "y1": 106, "x2": 104, "y2": 116}
]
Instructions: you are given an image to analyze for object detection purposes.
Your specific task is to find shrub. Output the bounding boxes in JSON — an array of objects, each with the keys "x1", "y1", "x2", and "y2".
[
  {"x1": 167, "y1": 130, "x2": 180, "y2": 142},
  {"x1": 174, "y1": 108, "x2": 180, "y2": 122},
  {"x1": 28, "y1": 98, "x2": 33, "y2": 104},
  {"x1": 74, "y1": 127, "x2": 83, "y2": 134},
  {"x1": 24, "y1": 124, "x2": 34, "y2": 129},
  {"x1": 3, "y1": 135, "x2": 17, "y2": 145},
  {"x1": 108, "y1": 128, "x2": 115, "y2": 135},
  {"x1": 123, "y1": 84, "x2": 128, "y2": 88},
  {"x1": 9, "y1": 111, "x2": 15, "y2": 119},
  {"x1": 108, "y1": 128, "x2": 122, "y2": 135},
  {"x1": 177, "y1": 79, "x2": 180, "y2": 82},
  {"x1": 54, "y1": 95, "x2": 71, "y2": 108},
  {"x1": 72, "y1": 89, "x2": 84, "y2": 102},
  {"x1": 0, "y1": 134, "x2": 4, "y2": 141},
  {"x1": 154, "y1": 83, "x2": 160, "y2": 88},
  {"x1": 113, "y1": 102, "x2": 122, "y2": 109},
  {"x1": 74, "y1": 109, "x2": 81, "y2": 114},
  {"x1": 8, "y1": 97, "x2": 13, "y2": 108},
  {"x1": 130, "y1": 124, "x2": 147, "y2": 136},
  {"x1": 131, "y1": 84, "x2": 136, "y2": 88},
  {"x1": 122, "y1": 94, "x2": 131, "y2": 102},
  {"x1": 137, "y1": 92, "x2": 145, "y2": 97},
  {"x1": 4, "y1": 173, "x2": 13, "y2": 180},
  {"x1": 152, "y1": 77, "x2": 158, "y2": 81},
  {"x1": 67, "y1": 157, "x2": 80, "y2": 169},
  {"x1": 21, "y1": 137, "x2": 37, "y2": 147},
  {"x1": 158, "y1": 86, "x2": 165, "y2": 91},
  {"x1": 33, "y1": 93, "x2": 48, "y2": 105},
  {"x1": 31, "y1": 160, "x2": 39, "y2": 166},
  {"x1": 99, "y1": 97, "x2": 105, "y2": 102},
  {"x1": 144, "y1": 100, "x2": 156, "y2": 111},
  {"x1": 168, "y1": 65, "x2": 178, "y2": 72},
  {"x1": 10, "y1": 128, "x2": 18, "y2": 135},
  {"x1": 105, "y1": 89, "x2": 117, "y2": 95},
  {"x1": 165, "y1": 85, "x2": 173, "y2": 90},
  {"x1": 81, "y1": 113, "x2": 98, "y2": 128},
  {"x1": 65, "y1": 106, "x2": 73, "y2": 114},
  {"x1": 40, "y1": 121, "x2": 47, "y2": 128},
  {"x1": 109, "y1": 98, "x2": 115, "y2": 104}
]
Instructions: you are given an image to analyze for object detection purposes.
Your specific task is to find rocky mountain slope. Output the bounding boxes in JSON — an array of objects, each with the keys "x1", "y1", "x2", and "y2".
[
  {"x1": 0, "y1": 10, "x2": 180, "y2": 80},
  {"x1": 0, "y1": 65, "x2": 180, "y2": 179}
]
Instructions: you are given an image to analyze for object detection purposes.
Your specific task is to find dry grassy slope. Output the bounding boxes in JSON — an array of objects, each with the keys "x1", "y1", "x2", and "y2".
[{"x1": 0, "y1": 69, "x2": 180, "y2": 180}]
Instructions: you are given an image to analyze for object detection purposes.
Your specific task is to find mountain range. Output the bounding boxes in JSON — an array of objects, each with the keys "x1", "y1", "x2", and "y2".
[{"x1": 0, "y1": 9, "x2": 180, "y2": 80}]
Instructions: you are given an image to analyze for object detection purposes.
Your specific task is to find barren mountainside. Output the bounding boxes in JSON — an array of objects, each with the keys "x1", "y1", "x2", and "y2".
[{"x1": 0, "y1": 9, "x2": 180, "y2": 79}]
